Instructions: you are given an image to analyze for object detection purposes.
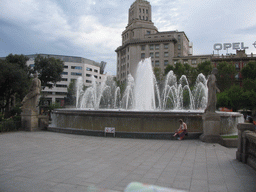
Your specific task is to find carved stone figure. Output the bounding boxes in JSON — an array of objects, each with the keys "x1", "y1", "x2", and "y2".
[
  {"x1": 205, "y1": 68, "x2": 220, "y2": 113},
  {"x1": 21, "y1": 73, "x2": 41, "y2": 111}
]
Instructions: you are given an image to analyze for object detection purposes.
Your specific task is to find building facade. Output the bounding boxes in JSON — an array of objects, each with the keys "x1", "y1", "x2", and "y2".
[
  {"x1": 115, "y1": 0, "x2": 192, "y2": 84},
  {"x1": 211, "y1": 50, "x2": 256, "y2": 84},
  {"x1": 26, "y1": 54, "x2": 107, "y2": 105}
]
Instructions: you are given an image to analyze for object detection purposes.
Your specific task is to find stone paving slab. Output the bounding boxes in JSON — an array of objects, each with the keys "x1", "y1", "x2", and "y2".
[{"x1": 0, "y1": 131, "x2": 255, "y2": 192}]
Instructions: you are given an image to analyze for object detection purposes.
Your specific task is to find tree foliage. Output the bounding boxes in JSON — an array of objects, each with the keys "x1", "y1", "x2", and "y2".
[
  {"x1": 216, "y1": 61, "x2": 236, "y2": 91},
  {"x1": 34, "y1": 55, "x2": 64, "y2": 89},
  {"x1": 5, "y1": 54, "x2": 31, "y2": 76},
  {"x1": 153, "y1": 67, "x2": 163, "y2": 82},
  {"x1": 0, "y1": 60, "x2": 30, "y2": 115},
  {"x1": 241, "y1": 61, "x2": 256, "y2": 80},
  {"x1": 197, "y1": 61, "x2": 213, "y2": 78},
  {"x1": 65, "y1": 79, "x2": 77, "y2": 105}
]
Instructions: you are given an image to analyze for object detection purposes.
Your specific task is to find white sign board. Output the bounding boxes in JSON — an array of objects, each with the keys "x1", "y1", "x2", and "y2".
[{"x1": 105, "y1": 127, "x2": 115, "y2": 137}]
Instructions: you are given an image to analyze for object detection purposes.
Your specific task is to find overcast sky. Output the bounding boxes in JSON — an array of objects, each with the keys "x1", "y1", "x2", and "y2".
[{"x1": 1, "y1": 0, "x2": 256, "y2": 75}]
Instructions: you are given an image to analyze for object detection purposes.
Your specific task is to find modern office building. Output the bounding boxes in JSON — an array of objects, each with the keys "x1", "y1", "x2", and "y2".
[
  {"x1": 26, "y1": 54, "x2": 107, "y2": 105},
  {"x1": 115, "y1": 0, "x2": 192, "y2": 83}
]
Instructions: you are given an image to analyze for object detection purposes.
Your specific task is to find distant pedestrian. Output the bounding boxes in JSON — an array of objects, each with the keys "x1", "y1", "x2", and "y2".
[{"x1": 173, "y1": 119, "x2": 187, "y2": 140}]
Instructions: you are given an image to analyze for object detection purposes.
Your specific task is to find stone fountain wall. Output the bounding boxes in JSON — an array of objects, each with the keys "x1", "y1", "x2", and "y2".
[{"x1": 51, "y1": 110, "x2": 203, "y2": 133}]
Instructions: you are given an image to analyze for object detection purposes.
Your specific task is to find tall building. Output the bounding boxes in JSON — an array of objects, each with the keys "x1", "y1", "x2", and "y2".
[
  {"x1": 26, "y1": 54, "x2": 107, "y2": 105},
  {"x1": 115, "y1": 0, "x2": 192, "y2": 83}
]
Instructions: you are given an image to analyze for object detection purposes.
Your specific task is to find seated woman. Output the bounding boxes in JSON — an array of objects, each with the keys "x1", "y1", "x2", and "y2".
[{"x1": 173, "y1": 119, "x2": 187, "y2": 140}]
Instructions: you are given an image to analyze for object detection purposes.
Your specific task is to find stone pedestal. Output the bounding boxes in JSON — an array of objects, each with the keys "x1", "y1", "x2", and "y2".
[
  {"x1": 236, "y1": 123, "x2": 255, "y2": 162},
  {"x1": 200, "y1": 112, "x2": 222, "y2": 143},
  {"x1": 21, "y1": 109, "x2": 39, "y2": 131}
]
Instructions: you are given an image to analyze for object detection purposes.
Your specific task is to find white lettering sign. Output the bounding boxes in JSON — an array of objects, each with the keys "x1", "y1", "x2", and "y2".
[{"x1": 213, "y1": 42, "x2": 248, "y2": 50}]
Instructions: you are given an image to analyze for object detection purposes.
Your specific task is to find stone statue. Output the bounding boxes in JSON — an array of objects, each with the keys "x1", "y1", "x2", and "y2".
[
  {"x1": 205, "y1": 68, "x2": 220, "y2": 113},
  {"x1": 21, "y1": 73, "x2": 41, "y2": 111}
]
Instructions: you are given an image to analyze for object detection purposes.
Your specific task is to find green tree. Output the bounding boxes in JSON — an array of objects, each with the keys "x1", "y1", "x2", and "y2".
[
  {"x1": 5, "y1": 54, "x2": 31, "y2": 76},
  {"x1": 241, "y1": 61, "x2": 256, "y2": 80},
  {"x1": 242, "y1": 78, "x2": 256, "y2": 92},
  {"x1": 34, "y1": 55, "x2": 64, "y2": 89},
  {"x1": 153, "y1": 67, "x2": 163, "y2": 82},
  {"x1": 240, "y1": 90, "x2": 256, "y2": 111},
  {"x1": 65, "y1": 79, "x2": 76, "y2": 106},
  {"x1": 216, "y1": 61, "x2": 236, "y2": 91},
  {"x1": 217, "y1": 91, "x2": 231, "y2": 109},
  {"x1": 0, "y1": 61, "x2": 29, "y2": 117},
  {"x1": 197, "y1": 61, "x2": 213, "y2": 77},
  {"x1": 226, "y1": 85, "x2": 243, "y2": 111},
  {"x1": 164, "y1": 64, "x2": 174, "y2": 75},
  {"x1": 173, "y1": 62, "x2": 185, "y2": 80}
]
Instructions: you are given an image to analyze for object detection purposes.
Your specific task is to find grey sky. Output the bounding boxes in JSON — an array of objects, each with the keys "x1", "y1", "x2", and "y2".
[{"x1": 1, "y1": 0, "x2": 256, "y2": 75}]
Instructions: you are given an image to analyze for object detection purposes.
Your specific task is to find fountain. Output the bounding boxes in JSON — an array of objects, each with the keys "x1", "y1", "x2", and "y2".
[{"x1": 50, "y1": 58, "x2": 243, "y2": 139}]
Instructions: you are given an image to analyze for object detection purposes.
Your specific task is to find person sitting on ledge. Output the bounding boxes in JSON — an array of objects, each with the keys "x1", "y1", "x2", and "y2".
[{"x1": 173, "y1": 119, "x2": 187, "y2": 140}]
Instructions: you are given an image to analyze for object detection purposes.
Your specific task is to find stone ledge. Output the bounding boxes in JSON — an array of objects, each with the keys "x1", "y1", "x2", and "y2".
[
  {"x1": 220, "y1": 138, "x2": 238, "y2": 148},
  {"x1": 47, "y1": 126, "x2": 202, "y2": 140}
]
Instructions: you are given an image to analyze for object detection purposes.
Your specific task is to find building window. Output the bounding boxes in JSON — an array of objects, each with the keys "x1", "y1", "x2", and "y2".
[
  {"x1": 56, "y1": 92, "x2": 67, "y2": 95},
  {"x1": 94, "y1": 69, "x2": 98, "y2": 73},
  {"x1": 61, "y1": 78, "x2": 68, "y2": 81},
  {"x1": 86, "y1": 80, "x2": 92, "y2": 83},
  {"x1": 150, "y1": 52, "x2": 154, "y2": 58},
  {"x1": 164, "y1": 52, "x2": 168, "y2": 57},
  {"x1": 178, "y1": 35, "x2": 181, "y2": 41},
  {"x1": 164, "y1": 44, "x2": 169, "y2": 49},
  {"x1": 139, "y1": 8, "x2": 141, "y2": 13},
  {"x1": 235, "y1": 63, "x2": 240, "y2": 69},
  {"x1": 174, "y1": 60, "x2": 178, "y2": 64},
  {"x1": 71, "y1": 66, "x2": 82, "y2": 70},
  {"x1": 62, "y1": 72, "x2": 68, "y2": 75},
  {"x1": 94, "y1": 75, "x2": 98, "y2": 78},
  {"x1": 71, "y1": 72, "x2": 82, "y2": 76},
  {"x1": 183, "y1": 60, "x2": 188, "y2": 64},
  {"x1": 139, "y1": 15, "x2": 141, "y2": 20},
  {"x1": 146, "y1": 17, "x2": 148, "y2": 21},
  {"x1": 155, "y1": 60, "x2": 159, "y2": 66},
  {"x1": 56, "y1": 84, "x2": 67, "y2": 88},
  {"x1": 86, "y1": 67, "x2": 92, "y2": 71},
  {"x1": 152, "y1": 61, "x2": 154, "y2": 66},
  {"x1": 147, "y1": 30, "x2": 151, "y2": 34},
  {"x1": 155, "y1": 44, "x2": 159, "y2": 50},
  {"x1": 64, "y1": 65, "x2": 68, "y2": 68},
  {"x1": 146, "y1": 9, "x2": 148, "y2": 14},
  {"x1": 178, "y1": 45, "x2": 181, "y2": 50},
  {"x1": 155, "y1": 52, "x2": 159, "y2": 58},
  {"x1": 150, "y1": 45, "x2": 154, "y2": 50},
  {"x1": 141, "y1": 53, "x2": 145, "y2": 59},
  {"x1": 192, "y1": 60, "x2": 197, "y2": 65},
  {"x1": 86, "y1": 74, "x2": 91, "y2": 77},
  {"x1": 164, "y1": 60, "x2": 168, "y2": 66},
  {"x1": 141, "y1": 45, "x2": 145, "y2": 51}
]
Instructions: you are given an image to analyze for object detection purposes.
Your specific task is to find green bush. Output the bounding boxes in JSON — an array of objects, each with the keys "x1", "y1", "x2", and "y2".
[{"x1": 0, "y1": 118, "x2": 21, "y2": 132}]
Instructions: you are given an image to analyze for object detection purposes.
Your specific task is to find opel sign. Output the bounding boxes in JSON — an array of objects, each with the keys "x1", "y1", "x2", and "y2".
[{"x1": 213, "y1": 42, "x2": 249, "y2": 50}]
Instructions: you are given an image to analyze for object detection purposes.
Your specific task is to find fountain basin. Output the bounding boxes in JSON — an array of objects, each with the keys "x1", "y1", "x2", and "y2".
[{"x1": 49, "y1": 109, "x2": 244, "y2": 139}]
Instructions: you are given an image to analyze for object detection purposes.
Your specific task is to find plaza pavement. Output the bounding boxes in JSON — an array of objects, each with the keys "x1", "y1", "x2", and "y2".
[{"x1": 0, "y1": 131, "x2": 255, "y2": 192}]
